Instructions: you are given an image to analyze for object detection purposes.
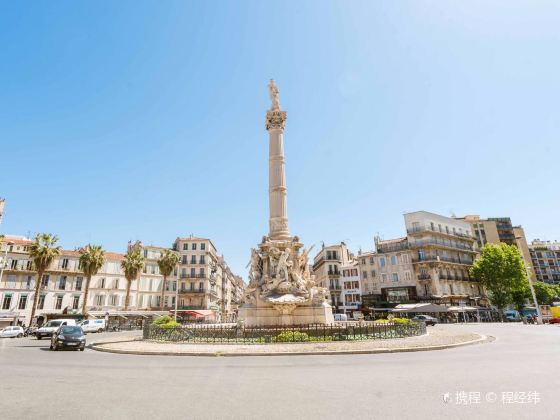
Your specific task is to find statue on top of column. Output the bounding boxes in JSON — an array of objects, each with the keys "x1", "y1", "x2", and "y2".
[{"x1": 269, "y1": 79, "x2": 281, "y2": 110}]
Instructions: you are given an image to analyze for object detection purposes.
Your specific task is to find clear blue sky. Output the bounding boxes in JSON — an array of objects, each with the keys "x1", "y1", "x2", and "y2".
[{"x1": 1, "y1": 1, "x2": 559, "y2": 278}]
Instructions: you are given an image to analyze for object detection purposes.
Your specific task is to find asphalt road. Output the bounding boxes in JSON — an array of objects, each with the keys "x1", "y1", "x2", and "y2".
[{"x1": 0, "y1": 324, "x2": 558, "y2": 420}]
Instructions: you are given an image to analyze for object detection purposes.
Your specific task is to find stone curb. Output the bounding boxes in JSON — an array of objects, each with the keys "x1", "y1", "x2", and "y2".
[{"x1": 90, "y1": 334, "x2": 493, "y2": 357}]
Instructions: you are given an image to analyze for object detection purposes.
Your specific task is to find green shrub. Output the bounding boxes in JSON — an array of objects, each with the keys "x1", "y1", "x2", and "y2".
[
  {"x1": 392, "y1": 317, "x2": 412, "y2": 325},
  {"x1": 160, "y1": 321, "x2": 181, "y2": 329},
  {"x1": 153, "y1": 315, "x2": 173, "y2": 326},
  {"x1": 273, "y1": 330, "x2": 310, "y2": 342}
]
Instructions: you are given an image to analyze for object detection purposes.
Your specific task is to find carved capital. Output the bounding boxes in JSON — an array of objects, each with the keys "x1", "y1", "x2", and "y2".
[{"x1": 266, "y1": 110, "x2": 287, "y2": 131}]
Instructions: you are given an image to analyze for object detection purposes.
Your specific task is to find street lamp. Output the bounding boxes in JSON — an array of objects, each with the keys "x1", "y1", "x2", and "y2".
[
  {"x1": 516, "y1": 236, "x2": 543, "y2": 325},
  {"x1": 174, "y1": 262, "x2": 180, "y2": 322}
]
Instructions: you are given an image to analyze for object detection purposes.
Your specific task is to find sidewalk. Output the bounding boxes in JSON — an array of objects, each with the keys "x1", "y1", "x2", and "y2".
[{"x1": 91, "y1": 326, "x2": 489, "y2": 356}]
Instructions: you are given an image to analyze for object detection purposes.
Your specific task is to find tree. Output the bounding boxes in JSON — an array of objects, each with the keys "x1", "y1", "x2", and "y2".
[
  {"x1": 470, "y1": 243, "x2": 528, "y2": 314},
  {"x1": 121, "y1": 247, "x2": 145, "y2": 310},
  {"x1": 29, "y1": 234, "x2": 61, "y2": 324},
  {"x1": 532, "y1": 281, "x2": 557, "y2": 306},
  {"x1": 510, "y1": 282, "x2": 531, "y2": 313},
  {"x1": 79, "y1": 244, "x2": 105, "y2": 315},
  {"x1": 157, "y1": 249, "x2": 179, "y2": 310}
]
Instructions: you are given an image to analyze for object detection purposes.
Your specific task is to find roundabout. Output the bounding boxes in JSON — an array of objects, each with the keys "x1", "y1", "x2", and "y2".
[{"x1": 90, "y1": 325, "x2": 488, "y2": 356}]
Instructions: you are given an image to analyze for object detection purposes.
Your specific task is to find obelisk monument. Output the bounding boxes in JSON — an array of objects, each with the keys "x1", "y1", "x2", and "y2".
[
  {"x1": 238, "y1": 81, "x2": 334, "y2": 326},
  {"x1": 266, "y1": 80, "x2": 290, "y2": 241}
]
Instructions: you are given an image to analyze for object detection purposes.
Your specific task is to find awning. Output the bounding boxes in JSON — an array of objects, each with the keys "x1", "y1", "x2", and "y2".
[
  {"x1": 392, "y1": 303, "x2": 449, "y2": 313},
  {"x1": 181, "y1": 310, "x2": 216, "y2": 319},
  {"x1": 448, "y1": 306, "x2": 478, "y2": 312}
]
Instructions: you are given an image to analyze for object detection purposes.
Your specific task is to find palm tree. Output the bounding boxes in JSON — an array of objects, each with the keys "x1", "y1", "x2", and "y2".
[
  {"x1": 79, "y1": 244, "x2": 105, "y2": 315},
  {"x1": 29, "y1": 234, "x2": 61, "y2": 324},
  {"x1": 121, "y1": 247, "x2": 145, "y2": 310},
  {"x1": 157, "y1": 249, "x2": 180, "y2": 310}
]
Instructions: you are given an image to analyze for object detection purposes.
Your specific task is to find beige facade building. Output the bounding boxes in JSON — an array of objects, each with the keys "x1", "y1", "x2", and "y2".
[
  {"x1": 0, "y1": 234, "x2": 244, "y2": 326},
  {"x1": 406, "y1": 211, "x2": 483, "y2": 305},
  {"x1": 311, "y1": 242, "x2": 354, "y2": 311}
]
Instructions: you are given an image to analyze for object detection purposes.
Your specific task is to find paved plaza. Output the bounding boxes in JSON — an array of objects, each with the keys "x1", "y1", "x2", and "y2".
[{"x1": 0, "y1": 324, "x2": 558, "y2": 420}]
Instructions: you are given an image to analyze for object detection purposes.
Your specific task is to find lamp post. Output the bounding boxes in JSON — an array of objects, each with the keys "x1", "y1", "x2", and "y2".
[
  {"x1": 174, "y1": 263, "x2": 180, "y2": 322},
  {"x1": 516, "y1": 236, "x2": 542, "y2": 325}
]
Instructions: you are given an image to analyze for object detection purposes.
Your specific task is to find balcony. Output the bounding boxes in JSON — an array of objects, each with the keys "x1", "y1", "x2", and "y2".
[
  {"x1": 327, "y1": 271, "x2": 341, "y2": 277},
  {"x1": 329, "y1": 284, "x2": 342, "y2": 291},
  {"x1": 376, "y1": 242, "x2": 410, "y2": 253},
  {"x1": 178, "y1": 288, "x2": 206, "y2": 294},
  {"x1": 180, "y1": 273, "x2": 206, "y2": 279},
  {"x1": 417, "y1": 274, "x2": 431, "y2": 281},
  {"x1": 408, "y1": 239, "x2": 476, "y2": 253},
  {"x1": 407, "y1": 226, "x2": 475, "y2": 240},
  {"x1": 412, "y1": 255, "x2": 474, "y2": 266}
]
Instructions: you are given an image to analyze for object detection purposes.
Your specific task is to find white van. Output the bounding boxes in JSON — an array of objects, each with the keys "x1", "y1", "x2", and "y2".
[
  {"x1": 36, "y1": 319, "x2": 77, "y2": 340},
  {"x1": 334, "y1": 313, "x2": 348, "y2": 321},
  {"x1": 80, "y1": 319, "x2": 106, "y2": 333}
]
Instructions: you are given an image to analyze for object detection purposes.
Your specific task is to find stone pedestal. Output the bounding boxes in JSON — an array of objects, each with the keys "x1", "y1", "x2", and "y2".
[{"x1": 239, "y1": 301, "x2": 334, "y2": 327}]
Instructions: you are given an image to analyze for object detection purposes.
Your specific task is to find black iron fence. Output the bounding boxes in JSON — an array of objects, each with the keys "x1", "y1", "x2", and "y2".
[{"x1": 143, "y1": 322, "x2": 426, "y2": 344}]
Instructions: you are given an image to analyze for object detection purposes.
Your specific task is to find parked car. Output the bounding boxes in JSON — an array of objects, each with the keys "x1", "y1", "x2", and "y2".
[
  {"x1": 50, "y1": 326, "x2": 86, "y2": 351},
  {"x1": 0, "y1": 326, "x2": 25, "y2": 338},
  {"x1": 79, "y1": 319, "x2": 106, "y2": 333},
  {"x1": 412, "y1": 315, "x2": 438, "y2": 326},
  {"x1": 549, "y1": 317, "x2": 560, "y2": 324},
  {"x1": 36, "y1": 319, "x2": 77, "y2": 340},
  {"x1": 504, "y1": 310, "x2": 521, "y2": 322}
]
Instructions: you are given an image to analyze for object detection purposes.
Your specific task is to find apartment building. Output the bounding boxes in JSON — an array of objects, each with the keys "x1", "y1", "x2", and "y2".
[
  {"x1": 529, "y1": 240, "x2": 560, "y2": 284},
  {"x1": 0, "y1": 234, "x2": 244, "y2": 325},
  {"x1": 457, "y1": 215, "x2": 535, "y2": 280},
  {"x1": 311, "y1": 242, "x2": 354, "y2": 311},
  {"x1": 406, "y1": 211, "x2": 484, "y2": 306},
  {"x1": 373, "y1": 237, "x2": 416, "y2": 302},
  {"x1": 340, "y1": 261, "x2": 361, "y2": 316}
]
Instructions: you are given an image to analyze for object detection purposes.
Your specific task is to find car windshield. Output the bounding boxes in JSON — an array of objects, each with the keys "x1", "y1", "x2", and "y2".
[
  {"x1": 60, "y1": 326, "x2": 82, "y2": 335},
  {"x1": 45, "y1": 321, "x2": 62, "y2": 328}
]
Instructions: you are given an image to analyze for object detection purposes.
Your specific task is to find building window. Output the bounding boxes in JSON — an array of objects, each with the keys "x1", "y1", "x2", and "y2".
[
  {"x1": 182, "y1": 243, "x2": 188, "y2": 250},
  {"x1": 61, "y1": 258, "x2": 69, "y2": 269},
  {"x1": 192, "y1": 243, "x2": 197, "y2": 250},
  {"x1": 191, "y1": 255, "x2": 196, "y2": 264},
  {"x1": 190, "y1": 268, "x2": 196, "y2": 277},
  {"x1": 404, "y1": 271, "x2": 411, "y2": 281},
  {"x1": 380, "y1": 257, "x2": 386, "y2": 267},
  {"x1": 58, "y1": 276, "x2": 67, "y2": 290},
  {"x1": 200, "y1": 255, "x2": 205, "y2": 264},
  {"x1": 362, "y1": 271, "x2": 368, "y2": 279},
  {"x1": 182, "y1": 255, "x2": 188, "y2": 264},
  {"x1": 110, "y1": 295, "x2": 118, "y2": 306},
  {"x1": 100, "y1": 278, "x2": 106, "y2": 288},
  {"x1": 55, "y1": 295, "x2": 63, "y2": 310},
  {"x1": 38, "y1": 295, "x2": 45, "y2": 309},
  {"x1": 201, "y1": 243, "x2": 206, "y2": 250},
  {"x1": 18, "y1": 295, "x2": 28, "y2": 310},
  {"x1": 26, "y1": 276, "x2": 32, "y2": 289},
  {"x1": 72, "y1": 296, "x2": 80, "y2": 310},
  {"x1": 390, "y1": 256, "x2": 397, "y2": 265},
  {"x1": 401, "y1": 254, "x2": 409, "y2": 264},
  {"x1": 75, "y1": 277, "x2": 83, "y2": 291},
  {"x1": 199, "y1": 268, "x2": 205, "y2": 277},
  {"x1": 381, "y1": 274, "x2": 387, "y2": 283},
  {"x1": 2, "y1": 294, "x2": 12, "y2": 310},
  {"x1": 114, "y1": 278, "x2": 119, "y2": 289},
  {"x1": 369, "y1": 257, "x2": 374, "y2": 264},
  {"x1": 41, "y1": 275, "x2": 49, "y2": 288},
  {"x1": 392, "y1": 273, "x2": 399, "y2": 282},
  {"x1": 10, "y1": 259, "x2": 18, "y2": 269},
  {"x1": 95, "y1": 295, "x2": 105, "y2": 306}
]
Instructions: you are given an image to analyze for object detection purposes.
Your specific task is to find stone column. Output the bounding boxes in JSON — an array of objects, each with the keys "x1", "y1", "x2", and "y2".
[{"x1": 266, "y1": 104, "x2": 290, "y2": 240}]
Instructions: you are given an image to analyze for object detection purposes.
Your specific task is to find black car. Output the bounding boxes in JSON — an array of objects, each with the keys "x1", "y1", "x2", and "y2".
[
  {"x1": 412, "y1": 315, "x2": 438, "y2": 326},
  {"x1": 50, "y1": 326, "x2": 86, "y2": 351}
]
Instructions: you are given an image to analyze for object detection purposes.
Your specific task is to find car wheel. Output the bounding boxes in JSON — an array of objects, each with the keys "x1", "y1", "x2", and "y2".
[
  {"x1": 17, "y1": 333, "x2": 23, "y2": 338},
  {"x1": 80, "y1": 347, "x2": 85, "y2": 352},
  {"x1": 52, "y1": 344, "x2": 58, "y2": 351},
  {"x1": 97, "y1": 328, "x2": 103, "y2": 333},
  {"x1": 37, "y1": 336, "x2": 42, "y2": 340}
]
